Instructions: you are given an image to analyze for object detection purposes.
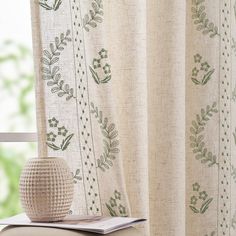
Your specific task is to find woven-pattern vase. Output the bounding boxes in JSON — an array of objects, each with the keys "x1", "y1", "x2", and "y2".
[{"x1": 19, "y1": 157, "x2": 74, "y2": 222}]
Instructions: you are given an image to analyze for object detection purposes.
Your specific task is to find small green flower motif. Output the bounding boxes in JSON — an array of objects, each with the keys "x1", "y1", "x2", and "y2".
[
  {"x1": 98, "y1": 48, "x2": 108, "y2": 59},
  {"x1": 192, "y1": 67, "x2": 199, "y2": 77},
  {"x1": 190, "y1": 196, "x2": 198, "y2": 205},
  {"x1": 200, "y1": 62, "x2": 210, "y2": 72},
  {"x1": 118, "y1": 204, "x2": 126, "y2": 215},
  {"x1": 109, "y1": 197, "x2": 117, "y2": 207},
  {"x1": 47, "y1": 132, "x2": 57, "y2": 142},
  {"x1": 93, "y1": 58, "x2": 101, "y2": 69},
  {"x1": 103, "y1": 63, "x2": 111, "y2": 74},
  {"x1": 199, "y1": 191, "x2": 208, "y2": 201},
  {"x1": 58, "y1": 126, "x2": 68, "y2": 136},
  {"x1": 194, "y1": 54, "x2": 202, "y2": 63},
  {"x1": 192, "y1": 182, "x2": 200, "y2": 192},
  {"x1": 114, "y1": 190, "x2": 121, "y2": 200},
  {"x1": 48, "y1": 117, "x2": 59, "y2": 127}
]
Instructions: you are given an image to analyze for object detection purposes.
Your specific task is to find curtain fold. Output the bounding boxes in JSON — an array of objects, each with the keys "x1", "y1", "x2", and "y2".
[
  {"x1": 31, "y1": 0, "x2": 236, "y2": 235},
  {"x1": 147, "y1": 0, "x2": 186, "y2": 235}
]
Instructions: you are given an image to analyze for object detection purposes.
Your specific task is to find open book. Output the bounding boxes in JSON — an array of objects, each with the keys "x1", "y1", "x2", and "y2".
[{"x1": 0, "y1": 213, "x2": 146, "y2": 234}]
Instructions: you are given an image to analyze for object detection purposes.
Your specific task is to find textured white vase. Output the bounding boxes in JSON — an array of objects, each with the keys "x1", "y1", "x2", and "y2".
[{"x1": 19, "y1": 157, "x2": 74, "y2": 222}]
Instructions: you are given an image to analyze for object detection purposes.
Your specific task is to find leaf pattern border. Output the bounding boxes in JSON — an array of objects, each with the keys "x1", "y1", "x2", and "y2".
[
  {"x1": 83, "y1": 0, "x2": 104, "y2": 32},
  {"x1": 41, "y1": 30, "x2": 76, "y2": 100},
  {"x1": 190, "y1": 102, "x2": 218, "y2": 167},
  {"x1": 90, "y1": 103, "x2": 119, "y2": 172},
  {"x1": 191, "y1": 0, "x2": 219, "y2": 38}
]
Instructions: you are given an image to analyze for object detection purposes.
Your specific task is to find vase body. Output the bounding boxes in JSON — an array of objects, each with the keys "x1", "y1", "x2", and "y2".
[{"x1": 19, "y1": 157, "x2": 73, "y2": 222}]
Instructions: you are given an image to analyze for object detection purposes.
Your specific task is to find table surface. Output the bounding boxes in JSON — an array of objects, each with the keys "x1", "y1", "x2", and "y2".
[{"x1": 0, "y1": 226, "x2": 142, "y2": 236}]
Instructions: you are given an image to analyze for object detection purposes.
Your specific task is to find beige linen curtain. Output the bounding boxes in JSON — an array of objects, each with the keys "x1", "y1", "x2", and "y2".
[{"x1": 30, "y1": 0, "x2": 236, "y2": 235}]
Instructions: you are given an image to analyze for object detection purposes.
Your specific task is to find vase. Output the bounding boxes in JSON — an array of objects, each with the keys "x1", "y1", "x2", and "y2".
[{"x1": 19, "y1": 157, "x2": 74, "y2": 222}]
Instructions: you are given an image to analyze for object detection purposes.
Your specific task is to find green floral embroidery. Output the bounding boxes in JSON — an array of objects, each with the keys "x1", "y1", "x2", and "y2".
[
  {"x1": 191, "y1": 53, "x2": 215, "y2": 85},
  {"x1": 46, "y1": 117, "x2": 74, "y2": 151},
  {"x1": 103, "y1": 64, "x2": 111, "y2": 74},
  {"x1": 192, "y1": 67, "x2": 199, "y2": 77},
  {"x1": 99, "y1": 48, "x2": 108, "y2": 59},
  {"x1": 192, "y1": 182, "x2": 200, "y2": 191},
  {"x1": 191, "y1": 0, "x2": 219, "y2": 38},
  {"x1": 39, "y1": 0, "x2": 62, "y2": 11},
  {"x1": 204, "y1": 232, "x2": 216, "y2": 236},
  {"x1": 58, "y1": 126, "x2": 68, "y2": 136},
  {"x1": 190, "y1": 196, "x2": 198, "y2": 205},
  {"x1": 83, "y1": 0, "x2": 103, "y2": 32},
  {"x1": 47, "y1": 132, "x2": 56, "y2": 142},
  {"x1": 48, "y1": 117, "x2": 59, "y2": 127},
  {"x1": 72, "y1": 169, "x2": 82, "y2": 184},
  {"x1": 194, "y1": 54, "x2": 202, "y2": 63},
  {"x1": 93, "y1": 59, "x2": 101, "y2": 69},
  {"x1": 41, "y1": 30, "x2": 75, "y2": 100},
  {"x1": 90, "y1": 103, "x2": 119, "y2": 172},
  {"x1": 114, "y1": 190, "x2": 121, "y2": 200},
  {"x1": 199, "y1": 191, "x2": 208, "y2": 200},
  {"x1": 190, "y1": 102, "x2": 218, "y2": 167},
  {"x1": 189, "y1": 182, "x2": 213, "y2": 214},
  {"x1": 89, "y1": 48, "x2": 111, "y2": 84},
  {"x1": 106, "y1": 190, "x2": 128, "y2": 217}
]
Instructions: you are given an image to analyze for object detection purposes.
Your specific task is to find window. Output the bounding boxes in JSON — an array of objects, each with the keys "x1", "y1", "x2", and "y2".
[{"x1": 0, "y1": 1, "x2": 37, "y2": 219}]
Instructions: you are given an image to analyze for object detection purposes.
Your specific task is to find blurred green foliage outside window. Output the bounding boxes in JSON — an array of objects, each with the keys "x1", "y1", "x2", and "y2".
[
  {"x1": 0, "y1": 0, "x2": 37, "y2": 220},
  {"x1": 0, "y1": 41, "x2": 37, "y2": 218}
]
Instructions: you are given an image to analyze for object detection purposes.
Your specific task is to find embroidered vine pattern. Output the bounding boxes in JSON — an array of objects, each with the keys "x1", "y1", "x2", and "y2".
[
  {"x1": 38, "y1": 0, "x2": 62, "y2": 11},
  {"x1": 190, "y1": 102, "x2": 218, "y2": 167},
  {"x1": 191, "y1": 0, "x2": 219, "y2": 38},
  {"x1": 106, "y1": 190, "x2": 128, "y2": 217},
  {"x1": 204, "y1": 232, "x2": 216, "y2": 236},
  {"x1": 89, "y1": 48, "x2": 111, "y2": 84},
  {"x1": 189, "y1": 182, "x2": 213, "y2": 214},
  {"x1": 83, "y1": 0, "x2": 103, "y2": 32},
  {"x1": 191, "y1": 53, "x2": 215, "y2": 85},
  {"x1": 41, "y1": 30, "x2": 75, "y2": 100},
  {"x1": 72, "y1": 169, "x2": 82, "y2": 184},
  {"x1": 90, "y1": 103, "x2": 119, "y2": 172},
  {"x1": 46, "y1": 117, "x2": 74, "y2": 151}
]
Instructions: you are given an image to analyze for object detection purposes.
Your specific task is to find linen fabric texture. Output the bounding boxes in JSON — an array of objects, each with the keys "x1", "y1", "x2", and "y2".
[{"x1": 31, "y1": 0, "x2": 236, "y2": 235}]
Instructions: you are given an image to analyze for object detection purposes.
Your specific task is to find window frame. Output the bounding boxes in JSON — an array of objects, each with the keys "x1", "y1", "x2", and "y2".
[{"x1": 0, "y1": 133, "x2": 37, "y2": 142}]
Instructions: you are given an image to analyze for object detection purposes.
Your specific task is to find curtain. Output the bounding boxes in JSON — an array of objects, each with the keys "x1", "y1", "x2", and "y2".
[{"x1": 30, "y1": 0, "x2": 236, "y2": 235}]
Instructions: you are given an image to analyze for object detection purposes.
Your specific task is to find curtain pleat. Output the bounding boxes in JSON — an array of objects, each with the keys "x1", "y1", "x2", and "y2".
[{"x1": 147, "y1": 0, "x2": 186, "y2": 235}]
